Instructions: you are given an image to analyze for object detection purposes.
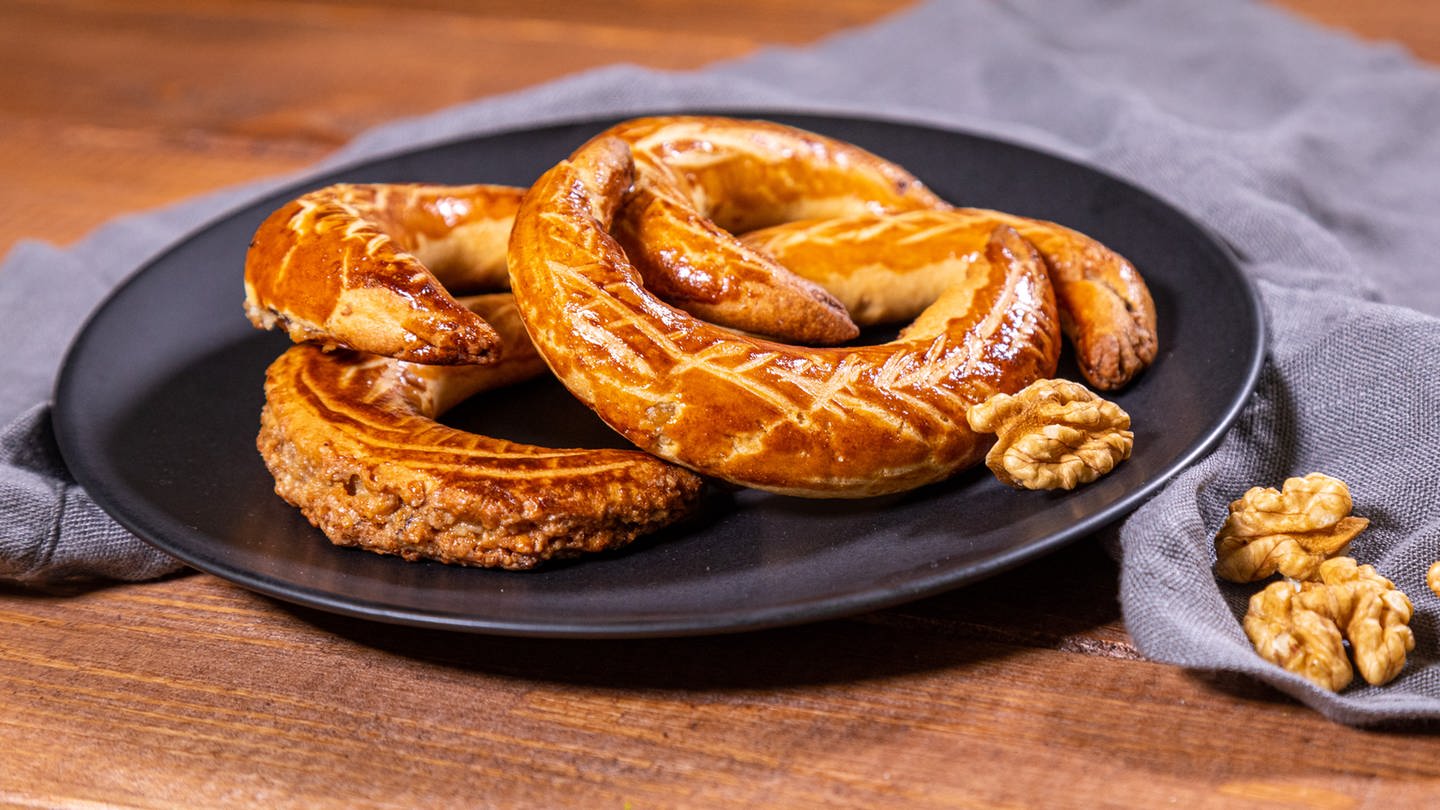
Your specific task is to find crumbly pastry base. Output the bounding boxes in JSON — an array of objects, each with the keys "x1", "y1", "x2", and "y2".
[
  {"x1": 254, "y1": 299, "x2": 704, "y2": 570},
  {"x1": 257, "y1": 397, "x2": 700, "y2": 569}
]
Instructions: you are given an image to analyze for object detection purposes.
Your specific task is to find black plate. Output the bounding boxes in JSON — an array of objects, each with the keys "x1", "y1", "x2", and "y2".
[{"x1": 53, "y1": 112, "x2": 1264, "y2": 637}]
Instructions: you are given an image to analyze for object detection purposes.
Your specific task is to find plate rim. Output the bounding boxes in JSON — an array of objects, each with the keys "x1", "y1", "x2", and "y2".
[{"x1": 52, "y1": 109, "x2": 1267, "y2": 638}]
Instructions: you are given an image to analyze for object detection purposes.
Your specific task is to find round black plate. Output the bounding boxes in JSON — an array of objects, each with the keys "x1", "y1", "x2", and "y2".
[{"x1": 53, "y1": 112, "x2": 1264, "y2": 637}]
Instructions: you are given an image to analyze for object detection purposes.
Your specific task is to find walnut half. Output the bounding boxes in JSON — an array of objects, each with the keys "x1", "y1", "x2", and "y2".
[
  {"x1": 966, "y1": 379, "x2": 1132, "y2": 490},
  {"x1": 1213, "y1": 473, "x2": 1368, "y2": 583},
  {"x1": 1244, "y1": 557, "x2": 1414, "y2": 691}
]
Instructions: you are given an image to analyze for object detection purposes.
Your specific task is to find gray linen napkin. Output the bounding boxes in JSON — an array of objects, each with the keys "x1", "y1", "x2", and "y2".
[{"x1": 4, "y1": 0, "x2": 1439, "y2": 723}]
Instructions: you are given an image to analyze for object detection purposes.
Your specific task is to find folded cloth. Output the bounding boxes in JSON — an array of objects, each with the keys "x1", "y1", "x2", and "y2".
[
  {"x1": 0, "y1": 404, "x2": 181, "y2": 584},
  {"x1": 3, "y1": 0, "x2": 1439, "y2": 723}
]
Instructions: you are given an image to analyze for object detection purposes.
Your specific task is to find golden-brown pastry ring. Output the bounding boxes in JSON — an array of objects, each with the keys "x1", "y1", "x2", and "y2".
[
  {"x1": 256, "y1": 295, "x2": 704, "y2": 569},
  {"x1": 507, "y1": 132, "x2": 1065, "y2": 498}
]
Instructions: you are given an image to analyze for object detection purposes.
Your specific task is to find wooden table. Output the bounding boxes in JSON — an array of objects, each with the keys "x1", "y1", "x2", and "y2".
[{"x1": 4, "y1": 2, "x2": 1439, "y2": 806}]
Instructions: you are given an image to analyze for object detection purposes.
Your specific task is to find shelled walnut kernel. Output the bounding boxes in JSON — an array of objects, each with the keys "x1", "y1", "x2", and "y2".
[
  {"x1": 965, "y1": 379, "x2": 1132, "y2": 491},
  {"x1": 1214, "y1": 473, "x2": 1368, "y2": 583},
  {"x1": 1243, "y1": 558, "x2": 1414, "y2": 691}
]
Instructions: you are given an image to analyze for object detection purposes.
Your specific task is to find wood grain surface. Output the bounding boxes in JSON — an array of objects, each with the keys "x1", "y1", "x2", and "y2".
[{"x1": 5, "y1": 1, "x2": 1440, "y2": 807}]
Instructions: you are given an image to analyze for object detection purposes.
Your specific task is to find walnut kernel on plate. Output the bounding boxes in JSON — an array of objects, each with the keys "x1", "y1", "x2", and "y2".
[{"x1": 965, "y1": 379, "x2": 1132, "y2": 491}]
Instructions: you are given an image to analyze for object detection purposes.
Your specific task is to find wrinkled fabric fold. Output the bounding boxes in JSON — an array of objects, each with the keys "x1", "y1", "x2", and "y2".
[{"x1": 3, "y1": 0, "x2": 1440, "y2": 723}]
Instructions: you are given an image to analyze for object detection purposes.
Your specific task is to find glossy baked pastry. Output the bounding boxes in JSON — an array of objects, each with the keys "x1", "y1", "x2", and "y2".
[
  {"x1": 743, "y1": 208, "x2": 1156, "y2": 390},
  {"x1": 245, "y1": 115, "x2": 1156, "y2": 567},
  {"x1": 507, "y1": 127, "x2": 1065, "y2": 497},
  {"x1": 244, "y1": 183, "x2": 525, "y2": 365},
  {"x1": 606, "y1": 116, "x2": 1155, "y2": 389}
]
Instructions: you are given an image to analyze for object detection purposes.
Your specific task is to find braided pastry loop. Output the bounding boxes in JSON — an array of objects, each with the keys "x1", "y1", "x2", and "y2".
[{"x1": 508, "y1": 122, "x2": 1069, "y2": 498}]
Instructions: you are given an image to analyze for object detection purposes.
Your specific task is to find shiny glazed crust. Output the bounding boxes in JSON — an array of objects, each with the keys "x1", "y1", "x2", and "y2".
[
  {"x1": 743, "y1": 208, "x2": 1158, "y2": 390},
  {"x1": 243, "y1": 183, "x2": 525, "y2": 365},
  {"x1": 507, "y1": 130, "x2": 1064, "y2": 497},
  {"x1": 607, "y1": 116, "x2": 950, "y2": 345},
  {"x1": 256, "y1": 295, "x2": 704, "y2": 569},
  {"x1": 601, "y1": 117, "x2": 1154, "y2": 388}
]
